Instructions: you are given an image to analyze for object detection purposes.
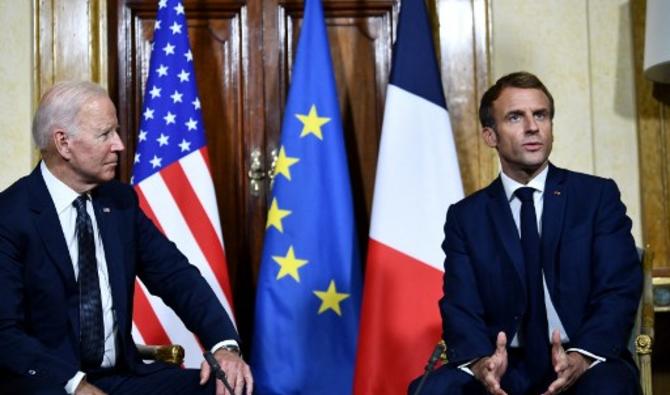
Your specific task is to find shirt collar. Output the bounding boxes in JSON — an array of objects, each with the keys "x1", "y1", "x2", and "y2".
[
  {"x1": 500, "y1": 164, "x2": 549, "y2": 202},
  {"x1": 40, "y1": 161, "x2": 82, "y2": 215}
]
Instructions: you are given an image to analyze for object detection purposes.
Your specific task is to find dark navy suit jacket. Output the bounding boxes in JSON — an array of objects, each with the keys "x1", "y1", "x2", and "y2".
[
  {"x1": 440, "y1": 164, "x2": 642, "y2": 367},
  {"x1": 0, "y1": 166, "x2": 238, "y2": 385}
]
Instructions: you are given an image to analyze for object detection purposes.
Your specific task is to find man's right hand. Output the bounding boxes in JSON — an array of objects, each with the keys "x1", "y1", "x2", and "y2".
[
  {"x1": 471, "y1": 331, "x2": 508, "y2": 395},
  {"x1": 75, "y1": 378, "x2": 107, "y2": 395}
]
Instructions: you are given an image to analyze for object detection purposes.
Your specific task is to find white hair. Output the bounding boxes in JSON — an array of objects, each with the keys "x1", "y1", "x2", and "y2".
[{"x1": 32, "y1": 81, "x2": 109, "y2": 150}]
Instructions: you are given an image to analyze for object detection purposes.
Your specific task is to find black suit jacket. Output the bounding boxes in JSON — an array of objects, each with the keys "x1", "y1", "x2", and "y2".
[
  {"x1": 440, "y1": 164, "x2": 642, "y2": 367},
  {"x1": 0, "y1": 166, "x2": 238, "y2": 385}
]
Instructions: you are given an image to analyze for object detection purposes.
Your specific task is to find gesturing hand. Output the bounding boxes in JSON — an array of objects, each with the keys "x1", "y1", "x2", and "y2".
[
  {"x1": 541, "y1": 330, "x2": 591, "y2": 395},
  {"x1": 472, "y1": 331, "x2": 509, "y2": 395}
]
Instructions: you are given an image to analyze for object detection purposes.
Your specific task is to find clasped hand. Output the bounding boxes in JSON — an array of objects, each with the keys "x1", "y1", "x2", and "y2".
[{"x1": 471, "y1": 330, "x2": 591, "y2": 395}]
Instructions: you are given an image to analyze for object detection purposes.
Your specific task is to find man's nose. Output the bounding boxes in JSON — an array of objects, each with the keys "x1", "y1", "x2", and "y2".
[
  {"x1": 525, "y1": 116, "x2": 539, "y2": 133},
  {"x1": 111, "y1": 131, "x2": 125, "y2": 152}
]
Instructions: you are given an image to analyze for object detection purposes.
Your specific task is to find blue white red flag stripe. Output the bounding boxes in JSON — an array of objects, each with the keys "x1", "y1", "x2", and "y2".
[
  {"x1": 131, "y1": 281, "x2": 171, "y2": 345},
  {"x1": 130, "y1": 0, "x2": 234, "y2": 367},
  {"x1": 353, "y1": 0, "x2": 464, "y2": 393}
]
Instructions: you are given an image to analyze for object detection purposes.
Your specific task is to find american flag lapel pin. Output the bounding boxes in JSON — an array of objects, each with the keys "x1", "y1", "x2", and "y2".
[
  {"x1": 553, "y1": 191, "x2": 561, "y2": 196},
  {"x1": 103, "y1": 207, "x2": 111, "y2": 213}
]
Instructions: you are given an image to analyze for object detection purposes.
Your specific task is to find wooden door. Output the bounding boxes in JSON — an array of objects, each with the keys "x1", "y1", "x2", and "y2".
[{"x1": 108, "y1": 0, "x2": 490, "y2": 347}]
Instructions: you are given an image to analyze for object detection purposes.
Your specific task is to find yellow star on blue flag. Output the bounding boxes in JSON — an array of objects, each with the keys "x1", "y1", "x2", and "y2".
[
  {"x1": 314, "y1": 280, "x2": 350, "y2": 315},
  {"x1": 296, "y1": 104, "x2": 330, "y2": 140}
]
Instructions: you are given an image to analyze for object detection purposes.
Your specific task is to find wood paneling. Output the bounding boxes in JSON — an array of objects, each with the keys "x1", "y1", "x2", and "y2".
[
  {"x1": 437, "y1": 0, "x2": 496, "y2": 194},
  {"x1": 38, "y1": 0, "x2": 491, "y2": 347},
  {"x1": 34, "y1": 0, "x2": 108, "y2": 92},
  {"x1": 33, "y1": 0, "x2": 108, "y2": 163},
  {"x1": 631, "y1": 0, "x2": 670, "y2": 392},
  {"x1": 631, "y1": 0, "x2": 670, "y2": 276}
]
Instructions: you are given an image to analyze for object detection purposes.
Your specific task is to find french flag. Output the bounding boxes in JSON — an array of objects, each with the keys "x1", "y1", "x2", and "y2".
[{"x1": 353, "y1": 0, "x2": 463, "y2": 393}]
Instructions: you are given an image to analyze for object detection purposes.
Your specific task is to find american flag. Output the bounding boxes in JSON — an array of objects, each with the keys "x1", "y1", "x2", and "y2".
[{"x1": 130, "y1": 0, "x2": 235, "y2": 367}]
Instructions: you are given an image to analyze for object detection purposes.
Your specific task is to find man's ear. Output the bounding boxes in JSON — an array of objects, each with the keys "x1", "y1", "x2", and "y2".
[
  {"x1": 482, "y1": 127, "x2": 497, "y2": 148},
  {"x1": 53, "y1": 129, "x2": 72, "y2": 160}
]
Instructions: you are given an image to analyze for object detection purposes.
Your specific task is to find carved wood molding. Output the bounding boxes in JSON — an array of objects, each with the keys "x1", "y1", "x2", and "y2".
[
  {"x1": 435, "y1": 0, "x2": 495, "y2": 195},
  {"x1": 34, "y1": 0, "x2": 108, "y2": 93},
  {"x1": 631, "y1": 0, "x2": 670, "y2": 275}
]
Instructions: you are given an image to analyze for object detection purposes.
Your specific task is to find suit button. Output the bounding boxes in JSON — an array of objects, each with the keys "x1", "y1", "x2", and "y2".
[
  {"x1": 514, "y1": 315, "x2": 519, "y2": 320},
  {"x1": 28, "y1": 369, "x2": 36, "y2": 375}
]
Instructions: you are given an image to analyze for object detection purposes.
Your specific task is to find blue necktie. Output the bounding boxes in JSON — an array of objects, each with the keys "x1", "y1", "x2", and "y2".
[
  {"x1": 73, "y1": 195, "x2": 104, "y2": 368},
  {"x1": 515, "y1": 187, "x2": 550, "y2": 380}
]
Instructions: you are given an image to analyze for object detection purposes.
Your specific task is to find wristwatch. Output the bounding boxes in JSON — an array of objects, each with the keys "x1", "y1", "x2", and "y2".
[{"x1": 221, "y1": 344, "x2": 241, "y2": 355}]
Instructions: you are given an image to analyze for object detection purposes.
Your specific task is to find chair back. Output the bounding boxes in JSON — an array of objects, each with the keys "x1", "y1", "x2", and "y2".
[{"x1": 633, "y1": 246, "x2": 654, "y2": 395}]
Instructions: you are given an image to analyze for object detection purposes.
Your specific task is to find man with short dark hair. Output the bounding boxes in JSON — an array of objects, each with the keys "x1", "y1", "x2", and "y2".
[
  {"x1": 0, "y1": 81, "x2": 253, "y2": 395},
  {"x1": 410, "y1": 71, "x2": 641, "y2": 394}
]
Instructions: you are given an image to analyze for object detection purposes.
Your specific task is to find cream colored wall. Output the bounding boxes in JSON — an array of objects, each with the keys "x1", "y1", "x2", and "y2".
[
  {"x1": 492, "y1": 0, "x2": 642, "y2": 243},
  {"x1": 0, "y1": 1, "x2": 33, "y2": 190}
]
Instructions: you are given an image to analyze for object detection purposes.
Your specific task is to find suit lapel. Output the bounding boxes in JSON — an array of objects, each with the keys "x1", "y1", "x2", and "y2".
[
  {"x1": 28, "y1": 167, "x2": 77, "y2": 289},
  {"x1": 92, "y1": 190, "x2": 129, "y2": 334},
  {"x1": 28, "y1": 166, "x2": 80, "y2": 336},
  {"x1": 541, "y1": 164, "x2": 567, "y2": 295},
  {"x1": 486, "y1": 177, "x2": 526, "y2": 288}
]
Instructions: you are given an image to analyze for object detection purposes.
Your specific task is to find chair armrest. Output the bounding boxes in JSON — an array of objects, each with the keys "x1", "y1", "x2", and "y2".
[
  {"x1": 136, "y1": 344, "x2": 185, "y2": 365},
  {"x1": 636, "y1": 334, "x2": 653, "y2": 395},
  {"x1": 636, "y1": 246, "x2": 655, "y2": 395},
  {"x1": 438, "y1": 339, "x2": 448, "y2": 364}
]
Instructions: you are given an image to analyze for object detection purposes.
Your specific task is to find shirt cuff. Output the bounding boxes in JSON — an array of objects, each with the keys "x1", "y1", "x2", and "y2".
[
  {"x1": 457, "y1": 358, "x2": 479, "y2": 376},
  {"x1": 565, "y1": 347, "x2": 606, "y2": 369},
  {"x1": 64, "y1": 371, "x2": 86, "y2": 394},
  {"x1": 211, "y1": 339, "x2": 239, "y2": 354}
]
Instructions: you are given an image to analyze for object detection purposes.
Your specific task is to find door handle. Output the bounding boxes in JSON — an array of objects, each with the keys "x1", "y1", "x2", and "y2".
[{"x1": 247, "y1": 148, "x2": 278, "y2": 196}]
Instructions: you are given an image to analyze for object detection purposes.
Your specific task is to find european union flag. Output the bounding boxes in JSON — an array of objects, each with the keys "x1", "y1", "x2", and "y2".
[{"x1": 251, "y1": 0, "x2": 362, "y2": 393}]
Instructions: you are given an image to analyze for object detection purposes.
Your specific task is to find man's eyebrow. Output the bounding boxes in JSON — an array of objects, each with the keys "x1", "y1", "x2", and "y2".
[{"x1": 504, "y1": 109, "x2": 524, "y2": 117}]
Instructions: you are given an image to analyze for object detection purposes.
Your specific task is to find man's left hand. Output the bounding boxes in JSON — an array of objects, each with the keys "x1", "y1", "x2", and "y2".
[
  {"x1": 541, "y1": 330, "x2": 591, "y2": 395},
  {"x1": 199, "y1": 348, "x2": 253, "y2": 395}
]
